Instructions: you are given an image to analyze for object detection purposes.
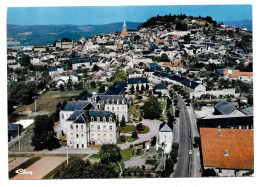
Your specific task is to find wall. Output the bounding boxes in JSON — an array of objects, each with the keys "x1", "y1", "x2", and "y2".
[{"x1": 190, "y1": 89, "x2": 236, "y2": 99}]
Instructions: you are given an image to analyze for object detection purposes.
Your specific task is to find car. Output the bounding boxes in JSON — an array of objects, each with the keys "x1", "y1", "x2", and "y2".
[{"x1": 189, "y1": 150, "x2": 192, "y2": 155}]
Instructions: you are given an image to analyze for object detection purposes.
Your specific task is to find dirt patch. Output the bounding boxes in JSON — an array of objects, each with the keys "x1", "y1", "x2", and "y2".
[
  {"x1": 11, "y1": 157, "x2": 66, "y2": 180},
  {"x1": 8, "y1": 157, "x2": 30, "y2": 171}
]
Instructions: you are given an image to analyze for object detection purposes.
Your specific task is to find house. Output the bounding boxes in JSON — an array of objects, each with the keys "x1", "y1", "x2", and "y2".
[
  {"x1": 66, "y1": 110, "x2": 119, "y2": 149},
  {"x1": 214, "y1": 100, "x2": 244, "y2": 116},
  {"x1": 127, "y1": 77, "x2": 150, "y2": 91},
  {"x1": 60, "y1": 101, "x2": 94, "y2": 134},
  {"x1": 200, "y1": 128, "x2": 254, "y2": 177},
  {"x1": 158, "y1": 122, "x2": 173, "y2": 154},
  {"x1": 79, "y1": 92, "x2": 129, "y2": 122},
  {"x1": 153, "y1": 83, "x2": 169, "y2": 96},
  {"x1": 8, "y1": 124, "x2": 23, "y2": 141}
]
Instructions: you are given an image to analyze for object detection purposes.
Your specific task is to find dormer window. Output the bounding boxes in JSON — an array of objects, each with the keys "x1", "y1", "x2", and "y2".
[
  {"x1": 117, "y1": 100, "x2": 120, "y2": 104},
  {"x1": 103, "y1": 117, "x2": 106, "y2": 121},
  {"x1": 109, "y1": 117, "x2": 112, "y2": 122},
  {"x1": 97, "y1": 117, "x2": 100, "y2": 121},
  {"x1": 91, "y1": 117, "x2": 94, "y2": 121}
]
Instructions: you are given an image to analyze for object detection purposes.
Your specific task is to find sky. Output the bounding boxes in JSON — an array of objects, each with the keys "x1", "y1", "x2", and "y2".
[{"x1": 7, "y1": 5, "x2": 252, "y2": 26}]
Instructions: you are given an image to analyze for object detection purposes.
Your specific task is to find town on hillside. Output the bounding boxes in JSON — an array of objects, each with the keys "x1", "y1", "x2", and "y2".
[{"x1": 8, "y1": 14, "x2": 253, "y2": 179}]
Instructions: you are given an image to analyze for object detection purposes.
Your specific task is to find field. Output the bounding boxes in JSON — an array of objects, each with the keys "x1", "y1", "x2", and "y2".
[{"x1": 11, "y1": 157, "x2": 67, "y2": 179}]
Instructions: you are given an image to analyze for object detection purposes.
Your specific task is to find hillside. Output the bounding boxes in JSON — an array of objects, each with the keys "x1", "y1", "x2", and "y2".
[{"x1": 7, "y1": 22, "x2": 141, "y2": 46}]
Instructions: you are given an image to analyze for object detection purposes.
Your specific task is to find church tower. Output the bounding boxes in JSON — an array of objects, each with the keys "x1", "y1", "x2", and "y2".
[
  {"x1": 122, "y1": 20, "x2": 127, "y2": 32},
  {"x1": 121, "y1": 20, "x2": 128, "y2": 35}
]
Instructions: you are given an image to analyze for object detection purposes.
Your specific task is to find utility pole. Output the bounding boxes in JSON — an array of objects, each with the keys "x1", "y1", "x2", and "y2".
[
  {"x1": 34, "y1": 96, "x2": 37, "y2": 112},
  {"x1": 18, "y1": 124, "x2": 20, "y2": 150}
]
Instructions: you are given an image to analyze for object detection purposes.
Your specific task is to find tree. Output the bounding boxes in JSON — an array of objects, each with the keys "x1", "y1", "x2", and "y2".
[
  {"x1": 130, "y1": 84, "x2": 135, "y2": 94},
  {"x1": 184, "y1": 33, "x2": 191, "y2": 42},
  {"x1": 92, "y1": 64, "x2": 100, "y2": 72},
  {"x1": 120, "y1": 115, "x2": 126, "y2": 127},
  {"x1": 136, "y1": 123, "x2": 144, "y2": 131},
  {"x1": 66, "y1": 78, "x2": 73, "y2": 91},
  {"x1": 98, "y1": 85, "x2": 106, "y2": 93},
  {"x1": 59, "y1": 84, "x2": 65, "y2": 91},
  {"x1": 161, "y1": 53, "x2": 170, "y2": 62},
  {"x1": 8, "y1": 82, "x2": 35, "y2": 106},
  {"x1": 112, "y1": 70, "x2": 127, "y2": 83},
  {"x1": 166, "y1": 97, "x2": 172, "y2": 108},
  {"x1": 75, "y1": 90, "x2": 88, "y2": 101},
  {"x1": 119, "y1": 135, "x2": 126, "y2": 142},
  {"x1": 194, "y1": 136, "x2": 201, "y2": 148},
  {"x1": 140, "y1": 84, "x2": 145, "y2": 94},
  {"x1": 19, "y1": 54, "x2": 31, "y2": 66},
  {"x1": 142, "y1": 96, "x2": 162, "y2": 119},
  {"x1": 31, "y1": 115, "x2": 60, "y2": 151},
  {"x1": 151, "y1": 136, "x2": 157, "y2": 146},
  {"x1": 145, "y1": 84, "x2": 150, "y2": 92},
  {"x1": 132, "y1": 130, "x2": 138, "y2": 138},
  {"x1": 99, "y1": 144, "x2": 122, "y2": 164},
  {"x1": 90, "y1": 81, "x2": 96, "y2": 88}
]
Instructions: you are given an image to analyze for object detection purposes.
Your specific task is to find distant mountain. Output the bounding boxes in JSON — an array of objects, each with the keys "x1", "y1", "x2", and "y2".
[
  {"x1": 222, "y1": 20, "x2": 252, "y2": 32},
  {"x1": 7, "y1": 22, "x2": 141, "y2": 46}
]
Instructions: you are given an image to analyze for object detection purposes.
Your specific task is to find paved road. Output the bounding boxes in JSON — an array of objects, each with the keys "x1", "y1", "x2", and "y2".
[
  {"x1": 173, "y1": 94, "x2": 192, "y2": 177},
  {"x1": 9, "y1": 147, "x2": 99, "y2": 155}
]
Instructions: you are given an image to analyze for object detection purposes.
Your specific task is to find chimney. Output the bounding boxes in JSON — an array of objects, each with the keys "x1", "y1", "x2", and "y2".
[
  {"x1": 219, "y1": 130, "x2": 222, "y2": 136},
  {"x1": 224, "y1": 149, "x2": 229, "y2": 156}
]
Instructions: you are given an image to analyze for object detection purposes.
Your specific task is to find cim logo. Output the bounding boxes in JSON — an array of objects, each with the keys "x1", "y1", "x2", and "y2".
[{"x1": 15, "y1": 169, "x2": 33, "y2": 175}]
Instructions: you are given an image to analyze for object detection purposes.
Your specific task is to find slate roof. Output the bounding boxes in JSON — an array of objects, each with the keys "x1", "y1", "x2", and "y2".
[
  {"x1": 214, "y1": 100, "x2": 236, "y2": 115},
  {"x1": 154, "y1": 83, "x2": 167, "y2": 90},
  {"x1": 98, "y1": 95, "x2": 126, "y2": 104},
  {"x1": 88, "y1": 110, "x2": 116, "y2": 121},
  {"x1": 242, "y1": 107, "x2": 254, "y2": 116},
  {"x1": 114, "y1": 81, "x2": 127, "y2": 88},
  {"x1": 103, "y1": 85, "x2": 126, "y2": 95},
  {"x1": 128, "y1": 77, "x2": 149, "y2": 84},
  {"x1": 79, "y1": 94, "x2": 93, "y2": 101},
  {"x1": 48, "y1": 66, "x2": 57, "y2": 72},
  {"x1": 67, "y1": 110, "x2": 87, "y2": 121},
  {"x1": 62, "y1": 101, "x2": 91, "y2": 111},
  {"x1": 200, "y1": 128, "x2": 254, "y2": 170},
  {"x1": 159, "y1": 122, "x2": 173, "y2": 132}
]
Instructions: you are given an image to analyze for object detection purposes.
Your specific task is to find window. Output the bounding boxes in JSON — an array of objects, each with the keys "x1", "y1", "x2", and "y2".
[
  {"x1": 91, "y1": 134, "x2": 94, "y2": 139},
  {"x1": 98, "y1": 134, "x2": 100, "y2": 140},
  {"x1": 70, "y1": 133, "x2": 73, "y2": 138},
  {"x1": 110, "y1": 134, "x2": 112, "y2": 139},
  {"x1": 122, "y1": 107, "x2": 125, "y2": 110},
  {"x1": 82, "y1": 144, "x2": 84, "y2": 148},
  {"x1": 103, "y1": 134, "x2": 106, "y2": 139},
  {"x1": 103, "y1": 125, "x2": 106, "y2": 130},
  {"x1": 107, "y1": 107, "x2": 109, "y2": 110},
  {"x1": 97, "y1": 117, "x2": 100, "y2": 121},
  {"x1": 117, "y1": 107, "x2": 119, "y2": 111},
  {"x1": 70, "y1": 124, "x2": 73, "y2": 129},
  {"x1": 103, "y1": 117, "x2": 106, "y2": 121},
  {"x1": 81, "y1": 134, "x2": 84, "y2": 137},
  {"x1": 91, "y1": 125, "x2": 94, "y2": 130},
  {"x1": 112, "y1": 107, "x2": 114, "y2": 110},
  {"x1": 91, "y1": 117, "x2": 94, "y2": 121},
  {"x1": 76, "y1": 125, "x2": 78, "y2": 129},
  {"x1": 76, "y1": 134, "x2": 79, "y2": 138},
  {"x1": 81, "y1": 125, "x2": 83, "y2": 129},
  {"x1": 98, "y1": 125, "x2": 100, "y2": 130},
  {"x1": 109, "y1": 117, "x2": 112, "y2": 122},
  {"x1": 62, "y1": 114, "x2": 64, "y2": 119},
  {"x1": 109, "y1": 126, "x2": 112, "y2": 131}
]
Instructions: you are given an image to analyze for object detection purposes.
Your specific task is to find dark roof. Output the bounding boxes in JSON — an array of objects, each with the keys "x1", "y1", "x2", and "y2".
[
  {"x1": 48, "y1": 66, "x2": 57, "y2": 71},
  {"x1": 128, "y1": 77, "x2": 149, "y2": 84},
  {"x1": 67, "y1": 110, "x2": 87, "y2": 121},
  {"x1": 103, "y1": 85, "x2": 126, "y2": 95},
  {"x1": 62, "y1": 101, "x2": 91, "y2": 111},
  {"x1": 98, "y1": 95, "x2": 126, "y2": 104},
  {"x1": 214, "y1": 100, "x2": 236, "y2": 115},
  {"x1": 154, "y1": 83, "x2": 167, "y2": 90},
  {"x1": 197, "y1": 116, "x2": 253, "y2": 128},
  {"x1": 159, "y1": 122, "x2": 173, "y2": 132},
  {"x1": 114, "y1": 81, "x2": 127, "y2": 88},
  {"x1": 79, "y1": 94, "x2": 93, "y2": 101},
  {"x1": 88, "y1": 110, "x2": 116, "y2": 122},
  {"x1": 8, "y1": 124, "x2": 22, "y2": 130},
  {"x1": 241, "y1": 108, "x2": 253, "y2": 116}
]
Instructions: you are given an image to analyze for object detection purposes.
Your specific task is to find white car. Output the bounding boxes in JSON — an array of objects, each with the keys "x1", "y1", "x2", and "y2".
[{"x1": 189, "y1": 150, "x2": 192, "y2": 155}]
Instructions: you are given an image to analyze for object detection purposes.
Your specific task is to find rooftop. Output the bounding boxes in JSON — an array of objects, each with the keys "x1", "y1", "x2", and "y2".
[{"x1": 200, "y1": 128, "x2": 254, "y2": 170}]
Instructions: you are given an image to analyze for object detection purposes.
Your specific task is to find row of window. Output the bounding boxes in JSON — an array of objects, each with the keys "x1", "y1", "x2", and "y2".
[
  {"x1": 91, "y1": 133, "x2": 113, "y2": 140},
  {"x1": 106, "y1": 106, "x2": 125, "y2": 111},
  {"x1": 91, "y1": 125, "x2": 113, "y2": 131}
]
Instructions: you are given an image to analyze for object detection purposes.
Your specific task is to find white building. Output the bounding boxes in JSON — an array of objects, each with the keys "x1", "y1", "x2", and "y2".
[{"x1": 159, "y1": 122, "x2": 174, "y2": 154}]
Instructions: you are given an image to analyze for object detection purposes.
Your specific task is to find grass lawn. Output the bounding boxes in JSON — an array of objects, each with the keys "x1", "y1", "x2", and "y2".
[
  {"x1": 120, "y1": 148, "x2": 133, "y2": 161},
  {"x1": 136, "y1": 126, "x2": 150, "y2": 134},
  {"x1": 117, "y1": 136, "x2": 138, "y2": 144},
  {"x1": 119, "y1": 125, "x2": 136, "y2": 133},
  {"x1": 88, "y1": 153, "x2": 101, "y2": 159}
]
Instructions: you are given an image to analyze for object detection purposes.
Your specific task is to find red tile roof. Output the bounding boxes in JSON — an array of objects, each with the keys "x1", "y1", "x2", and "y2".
[
  {"x1": 120, "y1": 31, "x2": 128, "y2": 35},
  {"x1": 239, "y1": 72, "x2": 253, "y2": 76},
  {"x1": 200, "y1": 128, "x2": 254, "y2": 170}
]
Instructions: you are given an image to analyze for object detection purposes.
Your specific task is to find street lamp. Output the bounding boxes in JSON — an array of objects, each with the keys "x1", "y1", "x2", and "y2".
[{"x1": 33, "y1": 96, "x2": 38, "y2": 112}]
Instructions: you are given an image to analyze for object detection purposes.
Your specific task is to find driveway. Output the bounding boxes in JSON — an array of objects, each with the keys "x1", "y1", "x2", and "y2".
[{"x1": 118, "y1": 119, "x2": 161, "y2": 150}]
